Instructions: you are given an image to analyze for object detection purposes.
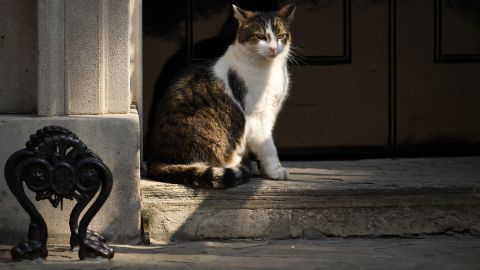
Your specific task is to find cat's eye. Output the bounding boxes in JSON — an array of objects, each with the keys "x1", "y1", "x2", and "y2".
[
  {"x1": 277, "y1": 33, "x2": 287, "y2": 40},
  {"x1": 255, "y1": 34, "x2": 266, "y2": 40}
]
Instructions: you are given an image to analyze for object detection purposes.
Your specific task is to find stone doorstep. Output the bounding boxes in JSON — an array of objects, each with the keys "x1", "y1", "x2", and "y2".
[{"x1": 140, "y1": 157, "x2": 480, "y2": 242}]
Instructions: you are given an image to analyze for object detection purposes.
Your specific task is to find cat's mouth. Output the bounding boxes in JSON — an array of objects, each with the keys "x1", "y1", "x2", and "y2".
[{"x1": 267, "y1": 53, "x2": 278, "y2": 59}]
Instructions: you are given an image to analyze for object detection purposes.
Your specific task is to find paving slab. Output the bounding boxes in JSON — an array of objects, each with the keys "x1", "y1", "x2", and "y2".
[
  {"x1": 141, "y1": 157, "x2": 480, "y2": 241},
  {"x1": 1, "y1": 237, "x2": 479, "y2": 270}
]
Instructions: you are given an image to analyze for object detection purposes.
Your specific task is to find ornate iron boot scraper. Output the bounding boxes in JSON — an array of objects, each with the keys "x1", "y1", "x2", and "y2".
[{"x1": 4, "y1": 126, "x2": 114, "y2": 261}]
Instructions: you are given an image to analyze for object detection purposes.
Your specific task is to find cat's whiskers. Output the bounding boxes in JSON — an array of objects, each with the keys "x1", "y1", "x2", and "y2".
[
  {"x1": 287, "y1": 45, "x2": 307, "y2": 66},
  {"x1": 289, "y1": 44, "x2": 305, "y2": 54}
]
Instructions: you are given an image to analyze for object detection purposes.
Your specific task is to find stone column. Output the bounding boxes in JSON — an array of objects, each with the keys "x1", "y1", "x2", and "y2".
[
  {"x1": 0, "y1": 0, "x2": 142, "y2": 244},
  {"x1": 38, "y1": 0, "x2": 132, "y2": 116},
  {"x1": 37, "y1": 0, "x2": 65, "y2": 116}
]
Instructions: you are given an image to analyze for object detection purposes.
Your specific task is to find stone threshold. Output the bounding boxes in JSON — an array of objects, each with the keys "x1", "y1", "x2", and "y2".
[{"x1": 141, "y1": 157, "x2": 480, "y2": 242}]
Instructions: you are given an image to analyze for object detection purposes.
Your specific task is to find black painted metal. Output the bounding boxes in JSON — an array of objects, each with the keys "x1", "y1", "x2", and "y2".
[{"x1": 3, "y1": 126, "x2": 114, "y2": 261}]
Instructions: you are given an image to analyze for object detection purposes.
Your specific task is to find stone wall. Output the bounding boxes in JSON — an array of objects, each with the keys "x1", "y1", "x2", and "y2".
[{"x1": 0, "y1": 0, "x2": 37, "y2": 114}]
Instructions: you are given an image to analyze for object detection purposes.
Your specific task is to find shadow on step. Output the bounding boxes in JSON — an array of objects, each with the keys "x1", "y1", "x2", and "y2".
[{"x1": 141, "y1": 157, "x2": 480, "y2": 242}]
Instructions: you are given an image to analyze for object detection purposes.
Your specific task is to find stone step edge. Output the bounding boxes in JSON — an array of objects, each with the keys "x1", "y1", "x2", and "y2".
[
  {"x1": 141, "y1": 180, "x2": 480, "y2": 209},
  {"x1": 140, "y1": 180, "x2": 480, "y2": 241}
]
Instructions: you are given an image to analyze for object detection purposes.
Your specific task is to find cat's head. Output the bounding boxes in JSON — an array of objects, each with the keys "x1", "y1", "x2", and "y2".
[{"x1": 232, "y1": 4, "x2": 296, "y2": 60}]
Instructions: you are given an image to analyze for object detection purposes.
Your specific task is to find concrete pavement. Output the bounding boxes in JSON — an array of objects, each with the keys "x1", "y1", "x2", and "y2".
[{"x1": 1, "y1": 236, "x2": 479, "y2": 270}]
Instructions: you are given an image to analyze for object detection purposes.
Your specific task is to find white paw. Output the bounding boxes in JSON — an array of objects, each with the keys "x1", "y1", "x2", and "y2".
[{"x1": 263, "y1": 166, "x2": 289, "y2": 180}]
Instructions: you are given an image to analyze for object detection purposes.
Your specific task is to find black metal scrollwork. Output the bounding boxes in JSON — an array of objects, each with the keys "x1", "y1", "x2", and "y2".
[{"x1": 3, "y1": 126, "x2": 114, "y2": 261}]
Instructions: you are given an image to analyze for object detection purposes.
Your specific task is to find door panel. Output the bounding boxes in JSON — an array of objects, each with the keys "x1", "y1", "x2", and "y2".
[
  {"x1": 286, "y1": 0, "x2": 346, "y2": 58},
  {"x1": 397, "y1": 0, "x2": 480, "y2": 147},
  {"x1": 276, "y1": 0, "x2": 389, "y2": 152},
  {"x1": 438, "y1": 0, "x2": 480, "y2": 58}
]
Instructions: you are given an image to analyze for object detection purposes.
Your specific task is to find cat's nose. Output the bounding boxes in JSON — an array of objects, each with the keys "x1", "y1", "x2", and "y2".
[{"x1": 269, "y1": 47, "x2": 277, "y2": 54}]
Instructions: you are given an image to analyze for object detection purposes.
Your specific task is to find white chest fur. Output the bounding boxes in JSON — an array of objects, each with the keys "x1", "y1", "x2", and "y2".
[
  {"x1": 239, "y1": 60, "x2": 288, "y2": 117},
  {"x1": 213, "y1": 43, "x2": 290, "y2": 179},
  {"x1": 213, "y1": 45, "x2": 290, "y2": 124}
]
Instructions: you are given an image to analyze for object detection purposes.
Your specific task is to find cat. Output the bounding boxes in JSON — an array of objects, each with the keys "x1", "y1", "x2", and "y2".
[{"x1": 147, "y1": 4, "x2": 296, "y2": 189}]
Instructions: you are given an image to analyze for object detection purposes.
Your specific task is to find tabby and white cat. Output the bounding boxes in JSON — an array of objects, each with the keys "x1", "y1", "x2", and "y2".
[{"x1": 148, "y1": 4, "x2": 296, "y2": 188}]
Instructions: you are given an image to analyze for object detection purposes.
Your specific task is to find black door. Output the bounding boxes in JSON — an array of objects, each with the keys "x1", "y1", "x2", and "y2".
[{"x1": 143, "y1": 0, "x2": 480, "y2": 159}]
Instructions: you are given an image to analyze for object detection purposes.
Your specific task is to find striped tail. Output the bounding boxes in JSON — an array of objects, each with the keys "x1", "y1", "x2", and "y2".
[{"x1": 148, "y1": 162, "x2": 250, "y2": 189}]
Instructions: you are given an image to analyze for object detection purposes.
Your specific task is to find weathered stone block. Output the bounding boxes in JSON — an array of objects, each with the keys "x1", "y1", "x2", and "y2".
[{"x1": 0, "y1": 114, "x2": 141, "y2": 244}]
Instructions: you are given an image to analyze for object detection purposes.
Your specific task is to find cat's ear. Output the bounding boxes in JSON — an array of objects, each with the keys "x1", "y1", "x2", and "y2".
[
  {"x1": 232, "y1": 5, "x2": 254, "y2": 23},
  {"x1": 278, "y1": 4, "x2": 296, "y2": 24}
]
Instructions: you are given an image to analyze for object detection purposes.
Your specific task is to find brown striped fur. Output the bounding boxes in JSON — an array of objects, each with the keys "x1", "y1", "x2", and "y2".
[{"x1": 148, "y1": 64, "x2": 249, "y2": 189}]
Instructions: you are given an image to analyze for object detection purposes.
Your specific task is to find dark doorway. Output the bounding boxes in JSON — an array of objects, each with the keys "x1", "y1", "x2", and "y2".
[{"x1": 143, "y1": 0, "x2": 480, "y2": 160}]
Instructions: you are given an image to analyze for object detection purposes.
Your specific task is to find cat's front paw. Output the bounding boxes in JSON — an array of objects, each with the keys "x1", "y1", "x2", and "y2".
[{"x1": 263, "y1": 166, "x2": 289, "y2": 180}]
